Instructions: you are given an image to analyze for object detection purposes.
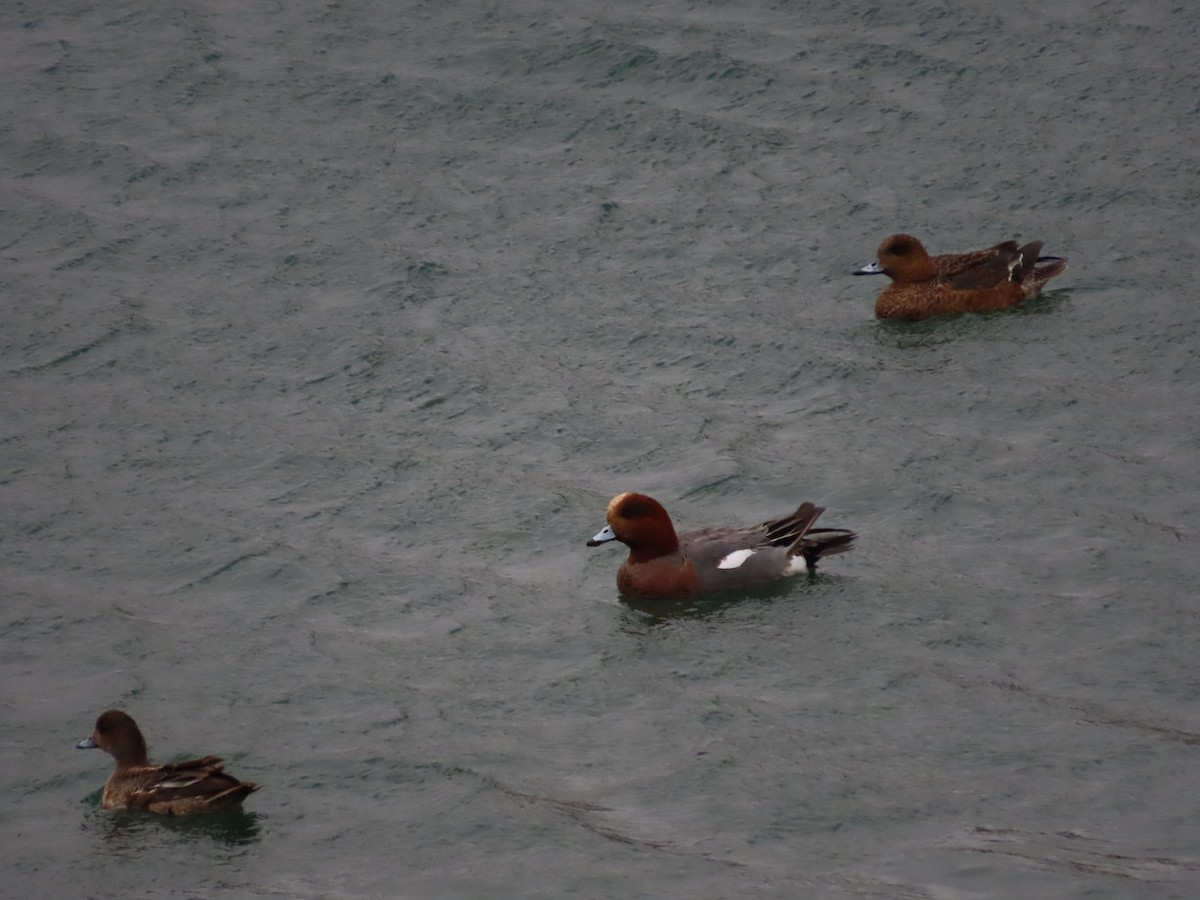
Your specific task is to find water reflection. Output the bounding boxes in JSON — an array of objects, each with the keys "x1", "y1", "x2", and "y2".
[
  {"x1": 617, "y1": 579, "x2": 813, "y2": 628},
  {"x1": 80, "y1": 792, "x2": 264, "y2": 847}
]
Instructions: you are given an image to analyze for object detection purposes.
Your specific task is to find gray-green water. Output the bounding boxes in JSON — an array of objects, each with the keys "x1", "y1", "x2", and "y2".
[{"x1": 3, "y1": 1, "x2": 1198, "y2": 897}]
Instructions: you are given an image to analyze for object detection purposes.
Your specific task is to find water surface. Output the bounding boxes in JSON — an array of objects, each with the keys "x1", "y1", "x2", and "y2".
[{"x1": 3, "y1": 1, "x2": 1198, "y2": 897}]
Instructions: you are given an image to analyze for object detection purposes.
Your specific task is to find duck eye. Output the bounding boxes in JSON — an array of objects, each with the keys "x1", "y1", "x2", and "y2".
[{"x1": 619, "y1": 499, "x2": 652, "y2": 519}]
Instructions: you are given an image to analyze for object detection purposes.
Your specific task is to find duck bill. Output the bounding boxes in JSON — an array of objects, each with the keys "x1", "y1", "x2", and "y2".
[
  {"x1": 587, "y1": 525, "x2": 617, "y2": 547},
  {"x1": 852, "y1": 260, "x2": 885, "y2": 275},
  {"x1": 76, "y1": 736, "x2": 98, "y2": 750}
]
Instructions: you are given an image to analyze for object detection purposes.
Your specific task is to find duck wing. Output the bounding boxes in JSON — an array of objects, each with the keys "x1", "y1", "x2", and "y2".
[{"x1": 125, "y1": 758, "x2": 259, "y2": 811}]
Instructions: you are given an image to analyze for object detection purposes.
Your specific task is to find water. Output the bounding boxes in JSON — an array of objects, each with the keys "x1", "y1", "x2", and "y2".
[{"x1": 3, "y1": 0, "x2": 1198, "y2": 897}]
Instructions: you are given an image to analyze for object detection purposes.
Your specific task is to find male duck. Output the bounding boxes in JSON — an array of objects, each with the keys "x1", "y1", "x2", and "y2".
[{"x1": 588, "y1": 492, "x2": 855, "y2": 598}]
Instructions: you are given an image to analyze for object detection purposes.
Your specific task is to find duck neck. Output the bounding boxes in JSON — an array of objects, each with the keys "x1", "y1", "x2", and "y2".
[
  {"x1": 626, "y1": 528, "x2": 680, "y2": 564},
  {"x1": 114, "y1": 737, "x2": 150, "y2": 769}
]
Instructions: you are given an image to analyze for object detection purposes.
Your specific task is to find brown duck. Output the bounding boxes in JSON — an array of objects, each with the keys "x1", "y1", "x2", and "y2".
[
  {"x1": 854, "y1": 233, "x2": 1068, "y2": 320},
  {"x1": 77, "y1": 710, "x2": 260, "y2": 814}
]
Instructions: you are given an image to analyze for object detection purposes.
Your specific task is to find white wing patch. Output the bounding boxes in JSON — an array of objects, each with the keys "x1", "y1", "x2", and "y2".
[
  {"x1": 784, "y1": 555, "x2": 811, "y2": 576},
  {"x1": 717, "y1": 548, "x2": 757, "y2": 569}
]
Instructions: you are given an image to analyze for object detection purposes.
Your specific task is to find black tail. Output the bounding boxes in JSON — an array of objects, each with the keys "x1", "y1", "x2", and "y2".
[
  {"x1": 800, "y1": 528, "x2": 857, "y2": 568},
  {"x1": 1031, "y1": 255, "x2": 1068, "y2": 284},
  {"x1": 761, "y1": 502, "x2": 857, "y2": 570}
]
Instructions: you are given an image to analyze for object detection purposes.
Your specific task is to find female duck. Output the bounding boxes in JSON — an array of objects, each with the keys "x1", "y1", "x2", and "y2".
[
  {"x1": 854, "y1": 233, "x2": 1067, "y2": 320},
  {"x1": 77, "y1": 710, "x2": 259, "y2": 814}
]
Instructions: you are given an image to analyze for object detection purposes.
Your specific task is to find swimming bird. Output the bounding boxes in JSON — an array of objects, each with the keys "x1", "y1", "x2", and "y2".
[
  {"x1": 588, "y1": 492, "x2": 855, "y2": 597},
  {"x1": 77, "y1": 709, "x2": 260, "y2": 814},
  {"x1": 854, "y1": 233, "x2": 1068, "y2": 320}
]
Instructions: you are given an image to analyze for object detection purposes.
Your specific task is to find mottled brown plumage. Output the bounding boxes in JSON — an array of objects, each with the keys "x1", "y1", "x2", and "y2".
[
  {"x1": 854, "y1": 233, "x2": 1068, "y2": 320},
  {"x1": 77, "y1": 710, "x2": 259, "y2": 815}
]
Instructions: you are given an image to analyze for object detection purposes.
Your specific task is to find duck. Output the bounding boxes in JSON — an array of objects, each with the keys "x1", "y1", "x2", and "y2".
[
  {"x1": 587, "y1": 492, "x2": 855, "y2": 598},
  {"x1": 76, "y1": 710, "x2": 260, "y2": 814},
  {"x1": 853, "y1": 233, "x2": 1068, "y2": 320}
]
